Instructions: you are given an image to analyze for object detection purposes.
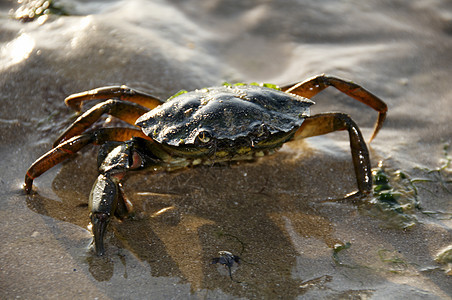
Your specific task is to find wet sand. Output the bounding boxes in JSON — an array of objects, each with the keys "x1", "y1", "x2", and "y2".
[{"x1": 1, "y1": 0, "x2": 451, "y2": 298}]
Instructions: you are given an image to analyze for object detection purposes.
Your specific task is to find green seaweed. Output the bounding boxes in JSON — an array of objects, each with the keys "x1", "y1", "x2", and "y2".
[
  {"x1": 332, "y1": 242, "x2": 352, "y2": 266},
  {"x1": 368, "y1": 162, "x2": 419, "y2": 229},
  {"x1": 222, "y1": 82, "x2": 281, "y2": 90},
  {"x1": 168, "y1": 82, "x2": 281, "y2": 102},
  {"x1": 368, "y1": 143, "x2": 452, "y2": 226},
  {"x1": 167, "y1": 89, "x2": 188, "y2": 101}
]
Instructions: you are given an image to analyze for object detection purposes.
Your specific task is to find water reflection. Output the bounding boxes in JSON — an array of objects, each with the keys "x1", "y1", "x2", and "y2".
[{"x1": 1, "y1": 33, "x2": 35, "y2": 69}]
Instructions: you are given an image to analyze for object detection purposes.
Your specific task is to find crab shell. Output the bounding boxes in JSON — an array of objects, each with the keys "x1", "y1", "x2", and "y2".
[{"x1": 136, "y1": 85, "x2": 314, "y2": 146}]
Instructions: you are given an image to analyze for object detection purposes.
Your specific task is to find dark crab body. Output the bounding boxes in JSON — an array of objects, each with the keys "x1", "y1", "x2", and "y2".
[
  {"x1": 141, "y1": 85, "x2": 312, "y2": 146},
  {"x1": 24, "y1": 75, "x2": 387, "y2": 255},
  {"x1": 137, "y1": 85, "x2": 313, "y2": 164}
]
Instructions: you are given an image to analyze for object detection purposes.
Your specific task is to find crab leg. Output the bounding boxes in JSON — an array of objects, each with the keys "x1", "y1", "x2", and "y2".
[
  {"x1": 282, "y1": 74, "x2": 387, "y2": 142},
  {"x1": 54, "y1": 100, "x2": 150, "y2": 147},
  {"x1": 294, "y1": 113, "x2": 372, "y2": 195},
  {"x1": 24, "y1": 127, "x2": 148, "y2": 194},
  {"x1": 64, "y1": 85, "x2": 164, "y2": 112}
]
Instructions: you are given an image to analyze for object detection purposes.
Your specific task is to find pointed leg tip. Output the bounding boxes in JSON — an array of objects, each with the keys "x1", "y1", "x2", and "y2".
[
  {"x1": 95, "y1": 246, "x2": 106, "y2": 256},
  {"x1": 24, "y1": 176, "x2": 34, "y2": 194}
]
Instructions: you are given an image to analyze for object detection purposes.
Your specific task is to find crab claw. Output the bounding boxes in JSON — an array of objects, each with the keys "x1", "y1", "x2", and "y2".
[
  {"x1": 89, "y1": 173, "x2": 120, "y2": 256},
  {"x1": 90, "y1": 212, "x2": 110, "y2": 256}
]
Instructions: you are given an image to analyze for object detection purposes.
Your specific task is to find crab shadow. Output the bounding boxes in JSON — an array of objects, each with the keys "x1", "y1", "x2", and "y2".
[{"x1": 25, "y1": 139, "x2": 375, "y2": 297}]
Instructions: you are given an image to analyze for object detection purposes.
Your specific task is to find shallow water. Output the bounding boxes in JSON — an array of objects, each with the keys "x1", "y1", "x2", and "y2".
[{"x1": 1, "y1": 0, "x2": 451, "y2": 298}]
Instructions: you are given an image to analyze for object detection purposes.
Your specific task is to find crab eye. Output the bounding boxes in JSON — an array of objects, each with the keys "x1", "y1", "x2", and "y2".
[{"x1": 197, "y1": 130, "x2": 212, "y2": 144}]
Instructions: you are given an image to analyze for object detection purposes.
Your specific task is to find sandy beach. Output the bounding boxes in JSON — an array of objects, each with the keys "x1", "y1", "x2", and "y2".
[{"x1": 1, "y1": 0, "x2": 451, "y2": 298}]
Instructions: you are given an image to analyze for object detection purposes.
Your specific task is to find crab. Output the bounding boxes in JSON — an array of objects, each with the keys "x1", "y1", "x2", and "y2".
[{"x1": 24, "y1": 74, "x2": 387, "y2": 255}]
